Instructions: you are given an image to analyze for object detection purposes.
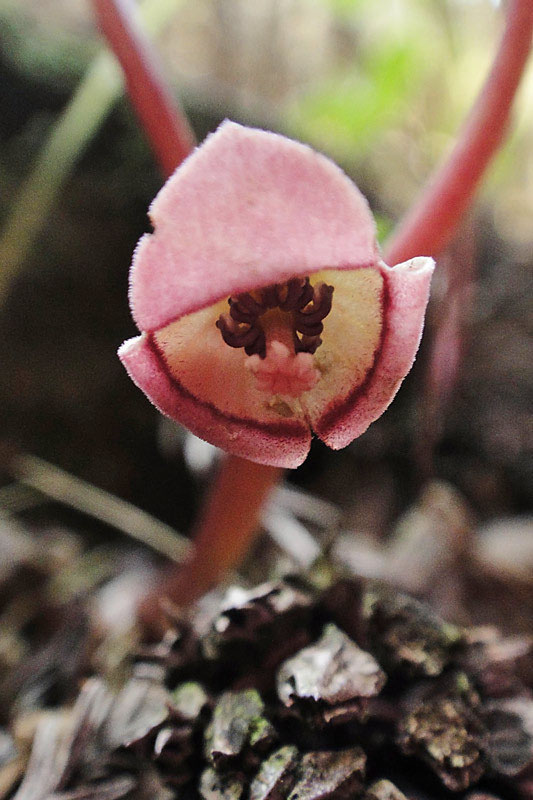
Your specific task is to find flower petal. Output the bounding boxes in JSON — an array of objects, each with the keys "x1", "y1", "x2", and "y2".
[
  {"x1": 119, "y1": 333, "x2": 312, "y2": 468},
  {"x1": 122, "y1": 121, "x2": 434, "y2": 467},
  {"x1": 130, "y1": 120, "x2": 378, "y2": 332},
  {"x1": 309, "y1": 257, "x2": 435, "y2": 449},
  {"x1": 298, "y1": 267, "x2": 384, "y2": 422}
]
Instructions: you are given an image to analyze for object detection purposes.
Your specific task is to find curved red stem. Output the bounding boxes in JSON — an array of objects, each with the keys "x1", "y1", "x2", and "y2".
[
  {"x1": 95, "y1": 0, "x2": 532, "y2": 625},
  {"x1": 93, "y1": 0, "x2": 280, "y2": 627},
  {"x1": 141, "y1": 458, "x2": 283, "y2": 634},
  {"x1": 92, "y1": 0, "x2": 196, "y2": 178},
  {"x1": 384, "y1": 0, "x2": 533, "y2": 265}
]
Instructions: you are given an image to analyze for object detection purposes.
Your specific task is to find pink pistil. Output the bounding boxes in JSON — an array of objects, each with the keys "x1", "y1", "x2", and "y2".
[{"x1": 246, "y1": 341, "x2": 319, "y2": 397}]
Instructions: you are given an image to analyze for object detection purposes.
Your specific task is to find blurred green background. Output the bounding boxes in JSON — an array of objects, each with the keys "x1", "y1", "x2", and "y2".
[
  {"x1": 0, "y1": 0, "x2": 531, "y2": 528},
  {"x1": 0, "y1": 4, "x2": 531, "y2": 735}
]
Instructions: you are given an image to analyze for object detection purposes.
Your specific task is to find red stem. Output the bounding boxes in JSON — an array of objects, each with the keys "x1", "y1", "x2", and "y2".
[
  {"x1": 95, "y1": 0, "x2": 532, "y2": 625},
  {"x1": 93, "y1": 0, "x2": 280, "y2": 628},
  {"x1": 415, "y1": 220, "x2": 476, "y2": 479},
  {"x1": 384, "y1": 0, "x2": 532, "y2": 265},
  {"x1": 141, "y1": 458, "x2": 283, "y2": 633},
  {"x1": 92, "y1": 0, "x2": 196, "y2": 178}
]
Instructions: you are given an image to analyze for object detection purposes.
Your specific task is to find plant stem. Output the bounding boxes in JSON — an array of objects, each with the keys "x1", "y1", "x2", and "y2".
[
  {"x1": 101, "y1": 0, "x2": 531, "y2": 626},
  {"x1": 414, "y1": 220, "x2": 476, "y2": 479},
  {"x1": 92, "y1": 0, "x2": 195, "y2": 177},
  {"x1": 384, "y1": 0, "x2": 533, "y2": 265},
  {"x1": 0, "y1": 0, "x2": 183, "y2": 307},
  {"x1": 94, "y1": 0, "x2": 282, "y2": 621},
  {"x1": 141, "y1": 458, "x2": 283, "y2": 633}
]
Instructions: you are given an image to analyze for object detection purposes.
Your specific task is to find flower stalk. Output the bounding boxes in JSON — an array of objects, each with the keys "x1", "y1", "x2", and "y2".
[
  {"x1": 92, "y1": 0, "x2": 195, "y2": 177},
  {"x1": 93, "y1": 1, "x2": 282, "y2": 622},
  {"x1": 384, "y1": 0, "x2": 533, "y2": 265},
  {"x1": 95, "y1": 0, "x2": 532, "y2": 626},
  {"x1": 141, "y1": 458, "x2": 283, "y2": 634}
]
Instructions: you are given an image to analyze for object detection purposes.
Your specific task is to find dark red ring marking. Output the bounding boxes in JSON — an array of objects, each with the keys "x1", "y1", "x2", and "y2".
[
  {"x1": 217, "y1": 277, "x2": 334, "y2": 360},
  {"x1": 314, "y1": 272, "x2": 390, "y2": 436},
  {"x1": 147, "y1": 334, "x2": 308, "y2": 438}
]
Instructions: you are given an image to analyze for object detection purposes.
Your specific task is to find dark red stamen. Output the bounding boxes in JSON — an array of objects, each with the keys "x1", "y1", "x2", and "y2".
[
  {"x1": 215, "y1": 314, "x2": 266, "y2": 357},
  {"x1": 217, "y1": 277, "x2": 334, "y2": 359},
  {"x1": 261, "y1": 286, "x2": 281, "y2": 309},
  {"x1": 277, "y1": 277, "x2": 314, "y2": 311},
  {"x1": 229, "y1": 293, "x2": 264, "y2": 318},
  {"x1": 229, "y1": 303, "x2": 257, "y2": 324},
  {"x1": 293, "y1": 282, "x2": 334, "y2": 353},
  {"x1": 294, "y1": 333, "x2": 322, "y2": 354}
]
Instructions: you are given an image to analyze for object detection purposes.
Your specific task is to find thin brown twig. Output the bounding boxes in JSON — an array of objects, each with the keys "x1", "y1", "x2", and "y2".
[{"x1": 10, "y1": 454, "x2": 190, "y2": 563}]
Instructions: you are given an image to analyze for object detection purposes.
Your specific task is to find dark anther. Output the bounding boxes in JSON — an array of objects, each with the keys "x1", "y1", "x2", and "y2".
[
  {"x1": 296, "y1": 320, "x2": 324, "y2": 337},
  {"x1": 294, "y1": 283, "x2": 334, "y2": 327},
  {"x1": 244, "y1": 332, "x2": 266, "y2": 358},
  {"x1": 216, "y1": 314, "x2": 265, "y2": 357},
  {"x1": 229, "y1": 302, "x2": 257, "y2": 324},
  {"x1": 228, "y1": 293, "x2": 264, "y2": 318},
  {"x1": 217, "y1": 277, "x2": 334, "y2": 359},
  {"x1": 294, "y1": 332, "x2": 322, "y2": 355},
  {"x1": 291, "y1": 281, "x2": 334, "y2": 355},
  {"x1": 261, "y1": 286, "x2": 280, "y2": 309},
  {"x1": 297, "y1": 306, "x2": 329, "y2": 326},
  {"x1": 278, "y1": 278, "x2": 314, "y2": 312}
]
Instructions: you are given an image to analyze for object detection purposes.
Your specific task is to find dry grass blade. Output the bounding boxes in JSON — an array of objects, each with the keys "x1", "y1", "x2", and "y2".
[
  {"x1": 272, "y1": 486, "x2": 341, "y2": 530},
  {"x1": 9, "y1": 454, "x2": 190, "y2": 563},
  {"x1": 261, "y1": 506, "x2": 321, "y2": 568},
  {"x1": 12, "y1": 714, "x2": 69, "y2": 800},
  {"x1": 48, "y1": 775, "x2": 137, "y2": 799}
]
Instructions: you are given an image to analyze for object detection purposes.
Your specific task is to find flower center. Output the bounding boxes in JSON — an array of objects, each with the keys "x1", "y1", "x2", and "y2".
[{"x1": 216, "y1": 277, "x2": 334, "y2": 397}]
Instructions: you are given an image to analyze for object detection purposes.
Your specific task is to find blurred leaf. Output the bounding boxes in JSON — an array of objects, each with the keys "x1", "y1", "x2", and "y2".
[
  {"x1": 290, "y1": 40, "x2": 424, "y2": 161},
  {"x1": 321, "y1": 0, "x2": 367, "y2": 20},
  {"x1": 375, "y1": 214, "x2": 394, "y2": 245}
]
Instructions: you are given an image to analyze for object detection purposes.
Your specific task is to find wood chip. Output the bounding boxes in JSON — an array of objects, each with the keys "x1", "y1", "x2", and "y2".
[
  {"x1": 169, "y1": 681, "x2": 209, "y2": 723},
  {"x1": 277, "y1": 624, "x2": 386, "y2": 725},
  {"x1": 483, "y1": 696, "x2": 533, "y2": 777},
  {"x1": 205, "y1": 690, "x2": 276, "y2": 769},
  {"x1": 104, "y1": 678, "x2": 169, "y2": 751},
  {"x1": 249, "y1": 746, "x2": 299, "y2": 800},
  {"x1": 363, "y1": 780, "x2": 408, "y2": 800},
  {"x1": 199, "y1": 767, "x2": 244, "y2": 800},
  {"x1": 287, "y1": 748, "x2": 365, "y2": 800},
  {"x1": 397, "y1": 695, "x2": 485, "y2": 791},
  {"x1": 363, "y1": 586, "x2": 462, "y2": 678}
]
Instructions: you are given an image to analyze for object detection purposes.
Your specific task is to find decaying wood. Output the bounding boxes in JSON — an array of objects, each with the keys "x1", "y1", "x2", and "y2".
[{"x1": 10, "y1": 575, "x2": 533, "y2": 800}]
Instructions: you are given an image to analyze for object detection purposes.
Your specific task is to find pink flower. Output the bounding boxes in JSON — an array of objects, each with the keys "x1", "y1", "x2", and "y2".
[{"x1": 119, "y1": 121, "x2": 434, "y2": 468}]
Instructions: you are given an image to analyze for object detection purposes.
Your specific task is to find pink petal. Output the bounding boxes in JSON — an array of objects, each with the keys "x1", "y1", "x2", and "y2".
[
  {"x1": 311, "y1": 257, "x2": 435, "y2": 449},
  {"x1": 119, "y1": 334, "x2": 311, "y2": 468},
  {"x1": 121, "y1": 122, "x2": 434, "y2": 467},
  {"x1": 130, "y1": 120, "x2": 378, "y2": 332}
]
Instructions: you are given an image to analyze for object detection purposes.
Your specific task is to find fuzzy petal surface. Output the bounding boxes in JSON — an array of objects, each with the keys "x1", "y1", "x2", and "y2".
[
  {"x1": 312, "y1": 257, "x2": 435, "y2": 448},
  {"x1": 119, "y1": 334, "x2": 311, "y2": 468},
  {"x1": 130, "y1": 120, "x2": 378, "y2": 332},
  {"x1": 121, "y1": 121, "x2": 434, "y2": 467}
]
